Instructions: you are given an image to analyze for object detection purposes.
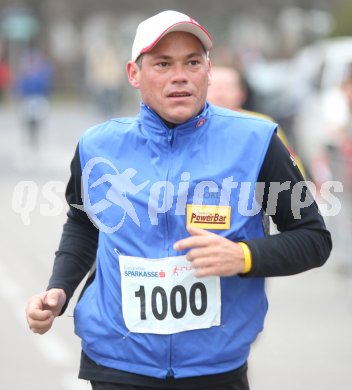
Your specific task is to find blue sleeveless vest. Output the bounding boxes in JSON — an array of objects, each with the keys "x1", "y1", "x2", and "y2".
[{"x1": 74, "y1": 103, "x2": 276, "y2": 378}]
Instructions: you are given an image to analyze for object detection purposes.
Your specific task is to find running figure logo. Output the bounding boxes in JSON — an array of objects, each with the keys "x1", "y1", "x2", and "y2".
[{"x1": 74, "y1": 157, "x2": 149, "y2": 233}]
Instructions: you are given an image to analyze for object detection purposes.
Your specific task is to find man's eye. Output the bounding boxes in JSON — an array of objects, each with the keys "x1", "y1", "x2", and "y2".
[
  {"x1": 157, "y1": 62, "x2": 169, "y2": 67},
  {"x1": 189, "y1": 60, "x2": 200, "y2": 66}
]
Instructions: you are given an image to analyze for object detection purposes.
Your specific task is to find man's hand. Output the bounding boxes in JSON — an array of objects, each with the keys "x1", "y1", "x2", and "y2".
[
  {"x1": 173, "y1": 226, "x2": 246, "y2": 277},
  {"x1": 26, "y1": 288, "x2": 66, "y2": 334}
]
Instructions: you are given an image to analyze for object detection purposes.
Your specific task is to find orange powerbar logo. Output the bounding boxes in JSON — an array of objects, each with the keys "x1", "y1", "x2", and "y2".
[{"x1": 186, "y1": 205, "x2": 231, "y2": 230}]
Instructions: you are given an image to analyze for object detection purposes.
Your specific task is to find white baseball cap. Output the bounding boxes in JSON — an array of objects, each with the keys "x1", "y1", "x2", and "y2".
[{"x1": 131, "y1": 10, "x2": 213, "y2": 62}]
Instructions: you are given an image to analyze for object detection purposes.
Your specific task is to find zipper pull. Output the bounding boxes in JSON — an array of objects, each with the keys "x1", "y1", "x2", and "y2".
[{"x1": 114, "y1": 248, "x2": 123, "y2": 256}]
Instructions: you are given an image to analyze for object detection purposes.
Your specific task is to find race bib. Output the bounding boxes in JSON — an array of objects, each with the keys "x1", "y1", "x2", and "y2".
[{"x1": 119, "y1": 255, "x2": 221, "y2": 334}]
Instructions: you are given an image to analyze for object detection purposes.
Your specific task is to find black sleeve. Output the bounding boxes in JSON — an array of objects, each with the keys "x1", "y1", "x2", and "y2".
[
  {"x1": 244, "y1": 133, "x2": 332, "y2": 277},
  {"x1": 47, "y1": 144, "x2": 99, "y2": 312}
]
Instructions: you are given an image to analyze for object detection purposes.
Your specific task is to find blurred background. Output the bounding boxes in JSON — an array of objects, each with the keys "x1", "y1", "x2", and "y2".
[{"x1": 0, "y1": 0, "x2": 351, "y2": 389}]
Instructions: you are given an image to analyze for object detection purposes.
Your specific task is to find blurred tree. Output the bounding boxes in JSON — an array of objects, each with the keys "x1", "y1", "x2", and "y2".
[{"x1": 331, "y1": 0, "x2": 352, "y2": 36}]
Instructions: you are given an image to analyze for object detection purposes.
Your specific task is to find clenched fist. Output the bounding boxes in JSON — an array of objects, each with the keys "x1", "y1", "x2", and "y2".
[{"x1": 26, "y1": 288, "x2": 66, "y2": 334}]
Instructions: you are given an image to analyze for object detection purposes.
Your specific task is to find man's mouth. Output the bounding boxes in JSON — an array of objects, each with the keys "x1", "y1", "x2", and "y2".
[{"x1": 168, "y1": 92, "x2": 191, "y2": 98}]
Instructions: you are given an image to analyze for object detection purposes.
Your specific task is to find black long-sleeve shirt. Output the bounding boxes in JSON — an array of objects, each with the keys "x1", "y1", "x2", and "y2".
[
  {"x1": 48, "y1": 133, "x2": 331, "y2": 297},
  {"x1": 47, "y1": 132, "x2": 332, "y2": 387}
]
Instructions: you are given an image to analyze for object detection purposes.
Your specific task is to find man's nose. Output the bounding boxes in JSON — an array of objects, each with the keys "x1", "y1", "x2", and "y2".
[{"x1": 170, "y1": 64, "x2": 188, "y2": 83}]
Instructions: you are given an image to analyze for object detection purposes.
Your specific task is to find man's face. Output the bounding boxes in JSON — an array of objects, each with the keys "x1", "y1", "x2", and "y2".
[{"x1": 127, "y1": 32, "x2": 211, "y2": 124}]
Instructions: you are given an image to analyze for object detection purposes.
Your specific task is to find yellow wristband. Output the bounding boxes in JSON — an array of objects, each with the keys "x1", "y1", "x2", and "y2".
[{"x1": 238, "y1": 242, "x2": 252, "y2": 274}]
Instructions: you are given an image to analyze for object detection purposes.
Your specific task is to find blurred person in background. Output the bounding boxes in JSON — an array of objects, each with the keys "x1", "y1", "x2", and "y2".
[
  {"x1": 0, "y1": 50, "x2": 12, "y2": 102},
  {"x1": 339, "y1": 67, "x2": 352, "y2": 188},
  {"x1": 322, "y1": 65, "x2": 352, "y2": 188},
  {"x1": 15, "y1": 47, "x2": 54, "y2": 149},
  {"x1": 306, "y1": 64, "x2": 352, "y2": 190},
  {"x1": 25, "y1": 10, "x2": 331, "y2": 390},
  {"x1": 207, "y1": 65, "x2": 305, "y2": 176}
]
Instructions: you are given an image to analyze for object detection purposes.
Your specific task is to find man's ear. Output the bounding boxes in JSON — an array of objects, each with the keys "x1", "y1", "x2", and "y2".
[
  {"x1": 207, "y1": 59, "x2": 212, "y2": 86},
  {"x1": 126, "y1": 61, "x2": 140, "y2": 89}
]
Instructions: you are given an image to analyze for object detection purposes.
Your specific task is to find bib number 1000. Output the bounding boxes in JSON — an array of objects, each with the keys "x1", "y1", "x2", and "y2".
[{"x1": 135, "y1": 282, "x2": 207, "y2": 321}]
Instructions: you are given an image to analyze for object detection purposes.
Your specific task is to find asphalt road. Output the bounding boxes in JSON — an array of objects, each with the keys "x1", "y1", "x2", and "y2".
[{"x1": 0, "y1": 100, "x2": 351, "y2": 390}]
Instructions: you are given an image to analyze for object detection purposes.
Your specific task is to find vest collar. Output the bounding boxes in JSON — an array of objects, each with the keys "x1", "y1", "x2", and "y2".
[{"x1": 139, "y1": 102, "x2": 210, "y2": 135}]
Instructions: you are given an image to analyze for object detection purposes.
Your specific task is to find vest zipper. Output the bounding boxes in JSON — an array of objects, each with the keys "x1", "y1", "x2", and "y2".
[
  {"x1": 165, "y1": 127, "x2": 174, "y2": 374},
  {"x1": 165, "y1": 127, "x2": 174, "y2": 257}
]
